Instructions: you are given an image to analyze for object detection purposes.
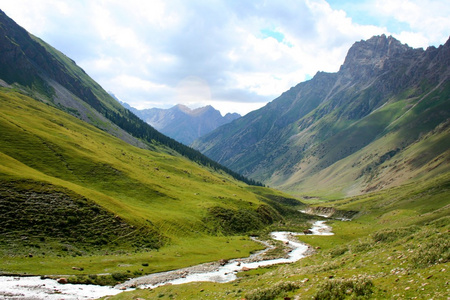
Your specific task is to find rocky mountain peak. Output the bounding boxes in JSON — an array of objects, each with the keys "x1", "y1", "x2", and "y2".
[
  {"x1": 193, "y1": 34, "x2": 450, "y2": 196},
  {"x1": 173, "y1": 104, "x2": 218, "y2": 117},
  {"x1": 191, "y1": 105, "x2": 217, "y2": 116},
  {"x1": 340, "y1": 35, "x2": 413, "y2": 73},
  {"x1": 174, "y1": 104, "x2": 192, "y2": 113}
]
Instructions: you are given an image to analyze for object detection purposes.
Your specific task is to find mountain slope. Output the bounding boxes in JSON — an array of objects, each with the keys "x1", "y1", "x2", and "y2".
[
  {"x1": 0, "y1": 9, "x2": 260, "y2": 187},
  {"x1": 193, "y1": 35, "x2": 450, "y2": 197},
  {"x1": 0, "y1": 10, "x2": 303, "y2": 277},
  {"x1": 121, "y1": 102, "x2": 240, "y2": 145},
  {"x1": 0, "y1": 86, "x2": 306, "y2": 277}
]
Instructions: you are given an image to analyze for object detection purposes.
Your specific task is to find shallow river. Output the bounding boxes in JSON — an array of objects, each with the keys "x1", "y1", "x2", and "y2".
[{"x1": 0, "y1": 221, "x2": 333, "y2": 299}]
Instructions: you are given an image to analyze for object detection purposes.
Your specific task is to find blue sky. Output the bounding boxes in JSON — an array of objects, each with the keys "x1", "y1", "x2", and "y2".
[
  {"x1": 0, "y1": 0, "x2": 448, "y2": 115},
  {"x1": 327, "y1": 1, "x2": 411, "y2": 33}
]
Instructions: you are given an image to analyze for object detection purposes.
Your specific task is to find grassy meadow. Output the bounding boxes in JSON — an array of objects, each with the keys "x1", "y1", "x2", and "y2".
[{"x1": 110, "y1": 173, "x2": 449, "y2": 299}]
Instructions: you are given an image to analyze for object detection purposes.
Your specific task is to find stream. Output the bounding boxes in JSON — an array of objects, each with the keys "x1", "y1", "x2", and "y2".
[{"x1": 0, "y1": 221, "x2": 333, "y2": 299}]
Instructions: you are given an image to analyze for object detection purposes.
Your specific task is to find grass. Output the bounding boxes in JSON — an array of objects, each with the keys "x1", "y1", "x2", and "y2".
[
  {"x1": 0, "y1": 89, "x2": 306, "y2": 279},
  {"x1": 1, "y1": 234, "x2": 260, "y2": 279},
  {"x1": 313, "y1": 276, "x2": 374, "y2": 299},
  {"x1": 109, "y1": 173, "x2": 450, "y2": 299}
]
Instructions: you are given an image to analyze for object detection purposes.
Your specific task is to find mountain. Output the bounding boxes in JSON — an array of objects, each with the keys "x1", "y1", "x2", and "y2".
[
  {"x1": 1, "y1": 11, "x2": 449, "y2": 299},
  {"x1": 0, "y1": 9, "x2": 300, "y2": 278},
  {"x1": 120, "y1": 102, "x2": 240, "y2": 145},
  {"x1": 0, "y1": 9, "x2": 259, "y2": 187},
  {"x1": 192, "y1": 35, "x2": 450, "y2": 197},
  {"x1": 0, "y1": 11, "x2": 142, "y2": 148}
]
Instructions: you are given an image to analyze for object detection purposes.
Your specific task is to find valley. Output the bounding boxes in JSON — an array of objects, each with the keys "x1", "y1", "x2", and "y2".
[
  {"x1": 1, "y1": 220, "x2": 333, "y2": 299},
  {"x1": 0, "y1": 7, "x2": 448, "y2": 300},
  {"x1": 110, "y1": 174, "x2": 449, "y2": 299},
  {"x1": 0, "y1": 88, "x2": 307, "y2": 281}
]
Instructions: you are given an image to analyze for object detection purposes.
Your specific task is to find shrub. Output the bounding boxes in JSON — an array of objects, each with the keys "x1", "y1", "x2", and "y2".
[
  {"x1": 371, "y1": 226, "x2": 418, "y2": 243},
  {"x1": 427, "y1": 216, "x2": 450, "y2": 229},
  {"x1": 245, "y1": 281, "x2": 300, "y2": 300},
  {"x1": 111, "y1": 272, "x2": 128, "y2": 282},
  {"x1": 410, "y1": 234, "x2": 450, "y2": 268},
  {"x1": 329, "y1": 245, "x2": 348, "y2": 258},
  {"x1": 314, "y1": 276, "x2": 374, "y2": 300},
  {"x1": 351, "y1": 242, "x2": 372, "y2": 253},
  {"x1": 206, "y1": 206, "x2": 263, "y2": 234},
  {"x1": 256, "y1": 204, "x2": 282, "y2": 224},
  {"x1": 67, "y1": 274, "x2": 118, "y2": 286}
]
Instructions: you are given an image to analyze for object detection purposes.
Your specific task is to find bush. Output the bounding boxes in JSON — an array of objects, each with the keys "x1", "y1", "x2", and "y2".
[
  {"x1": 67, "y1": 274, "x2": 119, "y2": 286},
  {"x1": 111, "y1": 272, "x2": 129, "y2": 282},
  {"x1": 245, "y1": 281, "x2": 300, "y2": 300},
  {"x1": 352, "y1": 242, "x2": 372, "y2": 253},
  {"x1": 314, "y1": 276, "x2": 374, "y2": 300},
  {"x1": 427, "y1": 216, "x2": 450, "y2": 229},
  {"x1": 371, "y1": 226, "x2": 418, "y2": 243},
  {"x1": 256, "y1": 205, "x2": 282, "y2": 224},
  {"x1": 329, "y1": 245, "x2": 348, "y2": 258},
  {"x1": 206, "y1": 206, "x2": 264, "y2": 234},
  {"x1": 410, "y1": 234, "x2": 450, "y2": 268}
]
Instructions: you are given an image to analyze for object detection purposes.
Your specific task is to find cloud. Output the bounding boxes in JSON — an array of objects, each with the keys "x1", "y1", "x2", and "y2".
[
  {"x1": 0, "y1": 0, "x2": 448, "y2": 115},
  {"x1": 373, "y1": 0, "x2": 450, "y2": 48}
]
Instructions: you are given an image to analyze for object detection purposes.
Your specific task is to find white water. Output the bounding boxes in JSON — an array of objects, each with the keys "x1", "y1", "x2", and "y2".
[
  {"x1": 144, "y1": 232, "x2": 310, "y2": 288},
  {"x1": 0, "y1": 221, "x2": 333, "y2": 299},
  {"x1": 0, "y1": 276, "x2": 122, "y2": 299}
]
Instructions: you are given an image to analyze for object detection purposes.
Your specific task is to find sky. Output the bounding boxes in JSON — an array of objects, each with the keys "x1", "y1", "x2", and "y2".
[{"x1": 1, "y1": 0, "x2": 449, "y2": 116}]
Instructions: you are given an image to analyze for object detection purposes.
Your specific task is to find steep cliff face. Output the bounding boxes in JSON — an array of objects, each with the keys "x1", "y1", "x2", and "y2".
[{"x1": 193, "y1": 35, "x2": 450, "y2": 196}]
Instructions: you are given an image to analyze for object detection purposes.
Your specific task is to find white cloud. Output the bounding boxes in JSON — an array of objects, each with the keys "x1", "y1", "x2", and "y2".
[
  {"x1": 208, "y1": 100, "x2": 268, "y2": 117},
  {"x1": 0, "y1": 0, "x2": 69, "y2": 34},
  {"x1": 373, "y1": 0, "x2": 450, "y2": 47},
  {"x1": 0, "y1": 0, "x2": 448, "y2": 115}
]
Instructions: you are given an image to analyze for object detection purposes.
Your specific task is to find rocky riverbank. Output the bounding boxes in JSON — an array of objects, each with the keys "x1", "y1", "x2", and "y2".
[
  {"x1": 0, "y1": 221, "x2": 333, "y2": 299},
  {"x1": 117, "y1": 220, "x2": 332, "y2": 289}
]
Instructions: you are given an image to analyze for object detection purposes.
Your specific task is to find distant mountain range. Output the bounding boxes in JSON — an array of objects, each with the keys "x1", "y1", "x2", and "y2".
[
  {"x1": 193, "y1": 34, "x2": 450, "y2": 197},
  {"x1": 119, "y1": 101, "x2": 240, "y2": 145}
]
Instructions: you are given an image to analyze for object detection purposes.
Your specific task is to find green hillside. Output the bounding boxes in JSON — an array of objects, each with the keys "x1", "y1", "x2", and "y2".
[
  {"x1": 279, "y1": 83, "x2": 450, "y2": 198},
  {"x1": 0, "y1": 9, "x2": 261, "y2": 187},
  {"x1": 111, "y1": 173, "x2": 450, "y2": 299},
  {"x1": 0, "y1": 88, "x2": 306, "y2": 280}
]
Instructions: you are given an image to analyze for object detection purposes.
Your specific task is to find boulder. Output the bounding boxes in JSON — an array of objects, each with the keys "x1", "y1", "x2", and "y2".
[{"x1": 57, "y1": 278, "x2": 68, "y2": 284}]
